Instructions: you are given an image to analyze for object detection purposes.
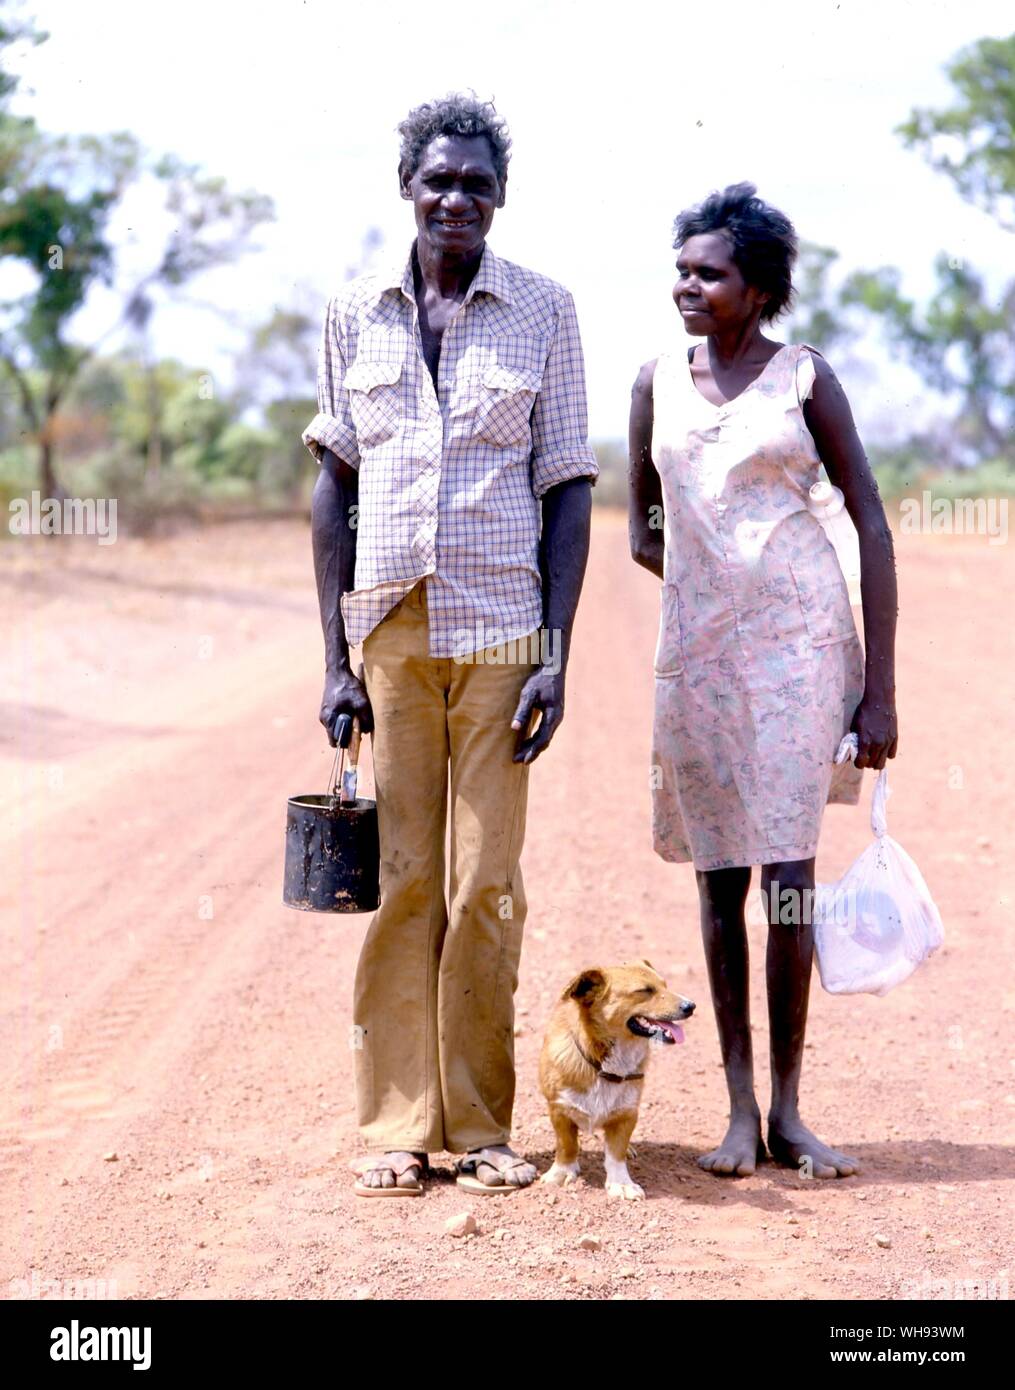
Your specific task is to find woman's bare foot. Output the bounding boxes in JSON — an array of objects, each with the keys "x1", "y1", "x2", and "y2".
[
  {"x1": 698, "y1": 1108, "x2": 765, "y2": 1176},
  {"x1": 767, "y1": 1113, "x2": 859, "y2": 1177}
]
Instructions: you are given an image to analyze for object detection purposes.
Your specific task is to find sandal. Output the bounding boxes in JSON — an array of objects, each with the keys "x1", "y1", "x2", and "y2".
[
  {"x1": 454, "y1": 1146, "x2": 536, "y2": 1194},
  {"x1": 350, "y1": 1150, "x2": 429, "y2": 1197}
]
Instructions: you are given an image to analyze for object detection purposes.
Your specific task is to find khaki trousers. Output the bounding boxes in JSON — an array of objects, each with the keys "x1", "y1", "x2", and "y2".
[{"x1": 354, "y1": 580, "x2": 538, "y2": 1154}]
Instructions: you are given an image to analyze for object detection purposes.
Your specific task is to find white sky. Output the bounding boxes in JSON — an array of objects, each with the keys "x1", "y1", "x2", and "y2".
[{"x1": 7, "y1": 0, "x2": 1014, "y2": 439}]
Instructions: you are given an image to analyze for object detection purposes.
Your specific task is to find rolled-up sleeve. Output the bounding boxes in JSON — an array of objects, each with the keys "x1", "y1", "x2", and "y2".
[
  {"x1": 301, "y1": 295, "x2": 361, "y2": 468},
  {"x1": 529, "y1": 286, "x2": 599, "y2": 499}
]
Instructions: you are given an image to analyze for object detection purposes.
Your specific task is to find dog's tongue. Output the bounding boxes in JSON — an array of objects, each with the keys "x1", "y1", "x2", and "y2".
[{"x1": 658, "y1": 1021, "x2": 685, "y2": 1045}]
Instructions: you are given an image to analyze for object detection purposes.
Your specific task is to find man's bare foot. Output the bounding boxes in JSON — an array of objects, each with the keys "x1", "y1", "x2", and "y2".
[
  {"x1": 698, "y1": 1110, "x2": 765, "y2": 1176},
  {"x1": 767, "y1": 1113, "x2": 859, "y2": 1177},
  {"x1": 350, "y1": 1150, "x2": 428, "y2": 1194},
  {"x1": 456, "y1": 1144, "x2": 538, "y2": 1191}
]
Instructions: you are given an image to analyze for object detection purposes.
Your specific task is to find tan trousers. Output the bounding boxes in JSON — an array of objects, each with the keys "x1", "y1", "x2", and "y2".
[{"x1": 354, "y1": 580, "x2": 538, "y2": 1154}]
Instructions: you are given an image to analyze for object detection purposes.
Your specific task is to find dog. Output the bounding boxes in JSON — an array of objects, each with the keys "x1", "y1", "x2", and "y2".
[{"x1": 538, "y1": 960, "x2": 694, "y2": 1200}]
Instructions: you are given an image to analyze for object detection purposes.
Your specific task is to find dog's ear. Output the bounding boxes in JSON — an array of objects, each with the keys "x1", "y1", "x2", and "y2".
[
  {"x1": 562, "y1": 969, "x2": 606, "y2": 1005},
  {"x1": 640, "y1": 958, "x2": 657, "y2": 973}
]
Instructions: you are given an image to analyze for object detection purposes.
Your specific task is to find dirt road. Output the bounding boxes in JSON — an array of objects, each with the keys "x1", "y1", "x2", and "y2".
[{"x1": 1, "y1": 511, "x2": 1012, "y2": 1301}]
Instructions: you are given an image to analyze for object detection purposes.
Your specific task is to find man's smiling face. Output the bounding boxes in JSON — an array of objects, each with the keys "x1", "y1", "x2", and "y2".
[{"x1": 400, "y1": 134, "x2": 506, "y2": 259}]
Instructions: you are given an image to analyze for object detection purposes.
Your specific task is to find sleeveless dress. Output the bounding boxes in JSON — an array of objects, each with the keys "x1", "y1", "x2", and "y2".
[{"x1": 650, "y1": 340, "x2": 865, "y2": 871}]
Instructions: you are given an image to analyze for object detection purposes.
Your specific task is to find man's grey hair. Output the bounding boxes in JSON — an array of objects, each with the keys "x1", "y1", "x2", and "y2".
[{"x1": 398, "y1": 92, "x2": 511, "y2": 182}]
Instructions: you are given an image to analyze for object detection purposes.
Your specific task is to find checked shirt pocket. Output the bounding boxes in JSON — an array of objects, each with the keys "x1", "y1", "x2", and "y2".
[
  {"x1": 474, "y1": 360, "x2": 543, "y2": 448},
  {"x1": 344, "y1": 356, "x2": 403, "y2": 449}
]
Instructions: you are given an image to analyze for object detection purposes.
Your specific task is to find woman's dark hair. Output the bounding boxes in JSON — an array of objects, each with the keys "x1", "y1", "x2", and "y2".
[
  {"x1": 398, "y1": 92, "x2": 511, "y2": 182},
  {"x1": 672, "y1": 181, "x2": 798, "y2": 322}
]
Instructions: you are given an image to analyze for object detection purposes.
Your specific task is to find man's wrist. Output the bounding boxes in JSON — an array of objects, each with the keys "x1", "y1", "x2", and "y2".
[{"x1": 536, "y1": 621, "x2": 570, "y2": 677}]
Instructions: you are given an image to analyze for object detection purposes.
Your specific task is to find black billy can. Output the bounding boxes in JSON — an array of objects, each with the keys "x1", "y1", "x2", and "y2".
[{"x1": 282, "y1": 714, "x2": 380, "y2": 913}]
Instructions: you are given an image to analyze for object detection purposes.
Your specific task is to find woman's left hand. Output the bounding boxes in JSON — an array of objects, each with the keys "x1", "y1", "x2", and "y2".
[{"x1": 850, "y1": 691, "x2": 898, "y2": 770}]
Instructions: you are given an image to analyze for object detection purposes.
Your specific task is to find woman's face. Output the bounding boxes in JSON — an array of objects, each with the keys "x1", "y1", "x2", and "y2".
[{"x1": 672, "y1": 231, "x2": 769, "y2": 334}]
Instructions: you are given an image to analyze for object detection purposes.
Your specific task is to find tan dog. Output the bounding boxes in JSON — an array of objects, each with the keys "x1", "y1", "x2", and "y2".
[{"x1": 538, "y1": 960, "x2": 694, "y2": 1200}]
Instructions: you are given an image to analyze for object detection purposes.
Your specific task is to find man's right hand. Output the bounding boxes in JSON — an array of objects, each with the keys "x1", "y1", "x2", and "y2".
[{"x1": 320, "y1": 667, "x2": 374, "y2": 746}]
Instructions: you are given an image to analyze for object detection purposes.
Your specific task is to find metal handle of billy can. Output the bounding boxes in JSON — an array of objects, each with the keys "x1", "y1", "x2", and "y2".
[
  {"x1": 328, "y1": 717, "x2": 355, "y2": 806},
  {"x1": 328, "y1": 663, "x2": 368, "y2": 805}
]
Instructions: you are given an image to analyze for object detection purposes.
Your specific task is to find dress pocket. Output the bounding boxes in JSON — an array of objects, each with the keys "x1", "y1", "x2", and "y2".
[
  {"x1": 654, "y1": 582, "x2": 685, "y2": 677},
  {"x1": 788, "y1": 555, "x2": 856, "y2": 649},
  {"x1": 474, "y1": 361, "x2": 543, "y2": 447},
  {"x1": 344, "y1": 356, "x2": 403, "y2": 449}
]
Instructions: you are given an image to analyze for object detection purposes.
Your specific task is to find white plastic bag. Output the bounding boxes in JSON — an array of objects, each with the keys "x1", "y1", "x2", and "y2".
[{"x1": 813, "y1": 735, "x2": 944, "y2": 996}]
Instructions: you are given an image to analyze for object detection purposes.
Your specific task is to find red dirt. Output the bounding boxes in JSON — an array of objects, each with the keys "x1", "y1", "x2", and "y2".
[{"x1": 1, "y1": 511, "x2": 1012, "y2": 1302}]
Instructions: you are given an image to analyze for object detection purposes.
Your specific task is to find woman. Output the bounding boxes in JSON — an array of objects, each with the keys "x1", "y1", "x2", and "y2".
[{"x1": 628, "y1": 182, "x2": 898, "y2": 1178}]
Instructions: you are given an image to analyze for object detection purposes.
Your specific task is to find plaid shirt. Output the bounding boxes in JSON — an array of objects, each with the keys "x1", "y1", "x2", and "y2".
[{"x1": 302, "y1": 240, "x2": 598, "y2": 657}]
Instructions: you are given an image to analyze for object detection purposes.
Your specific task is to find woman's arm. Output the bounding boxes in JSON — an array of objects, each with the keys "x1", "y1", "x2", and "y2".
[
  {"x1": 803, "y1": 353, "x2": 899, "y2": 770},
  {"x1": 628, "y1": 358, "x2": 664, "y2": 579}
]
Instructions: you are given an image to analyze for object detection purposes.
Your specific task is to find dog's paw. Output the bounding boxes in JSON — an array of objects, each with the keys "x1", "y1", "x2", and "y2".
[
  {"x1": 605, "y1": 1180, "x2": 646, "y2": 1201},
  {"x1": 541, "y1": 1162, "x2": 581, "y2": 1187}
]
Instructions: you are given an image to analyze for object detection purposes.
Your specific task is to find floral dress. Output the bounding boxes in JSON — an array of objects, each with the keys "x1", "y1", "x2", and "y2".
[{"x1": 650, "y1": 340, "x2": 865, "y2": 871}]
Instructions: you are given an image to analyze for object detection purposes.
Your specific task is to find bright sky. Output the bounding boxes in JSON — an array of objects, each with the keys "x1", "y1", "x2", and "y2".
[{"x1": 8, "y1": 0, "x2": 1014, "y2": 439}]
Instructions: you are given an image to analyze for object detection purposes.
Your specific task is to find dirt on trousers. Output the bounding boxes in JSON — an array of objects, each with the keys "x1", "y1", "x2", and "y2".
[{"x1": 0, "y1": 510, "x2": 1012, "y2": 1302}]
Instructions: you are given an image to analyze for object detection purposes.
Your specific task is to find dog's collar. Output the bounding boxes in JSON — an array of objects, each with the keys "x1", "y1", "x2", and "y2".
[{"x1": 569, "y1": 1032, "x2": 645, "y2": 1083}]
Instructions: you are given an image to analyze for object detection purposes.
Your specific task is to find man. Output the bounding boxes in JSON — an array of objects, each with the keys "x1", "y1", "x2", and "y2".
[{"x1": 303, "y1": 93, "x2": 597, "y2": 1196}]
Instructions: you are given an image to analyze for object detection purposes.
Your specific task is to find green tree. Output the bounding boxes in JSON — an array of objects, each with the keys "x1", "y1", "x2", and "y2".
[
  {"x1": 899, "y1": 34, "x2": 1015, "y2": 231},
  {"x1": 843, "y1": 32, "x2": 1015, "y2": 469},
  {"x1": 69, "y1": 348, "x2": 246, "y2": 480},
  {"x1": 842, "y1": 255, "x2": 1014, "y2": 464},
  {"x1": 786, "y1": 241, "x2": 857, "y2": 353},
  {"x1": 0, "y1": 1, "x2": 46, "y2": 179},
  {"x1": 0, "y1": 31, "x2": 273, "y2": 498},
  {"x1": 234, "y1": 290, "x2": 319, "y2": 497},
  {"x1": 0, "y1": 130, "x2": 139, "y2": 495}
]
